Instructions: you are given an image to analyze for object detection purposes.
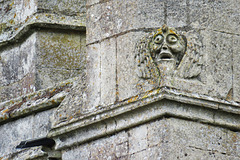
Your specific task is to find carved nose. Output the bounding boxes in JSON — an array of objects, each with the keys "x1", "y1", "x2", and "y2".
[{"x1": 162, "y1": 44, "x2": 168, "y2": 50}]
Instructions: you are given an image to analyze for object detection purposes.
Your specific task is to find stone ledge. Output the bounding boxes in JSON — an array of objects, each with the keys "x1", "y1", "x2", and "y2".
[
  {"x1": 0, "y1": 78, "x2": 75, "y2": 125},
  {"x1": 0, "y1": 147, "x2": 47, "y2": 160},
  {"x1": 0, "y1": 12, "x2": 86, "y2": 48},
  {"x1": 48, "y1": 87, "x2": 240, "y2": 150}
]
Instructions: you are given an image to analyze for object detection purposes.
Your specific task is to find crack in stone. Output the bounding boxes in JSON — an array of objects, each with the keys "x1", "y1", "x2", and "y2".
[{"x1": 188, "y1": 145, "x2": 237, "y2": 157}]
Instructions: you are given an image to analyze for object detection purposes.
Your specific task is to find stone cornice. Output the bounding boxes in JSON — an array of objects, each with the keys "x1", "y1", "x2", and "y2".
[
  {"x1": 48, "y1": 87, "x2": 240, "y2": 150},
  {"x1": 0, "y1": 78, "x2": 76, "y2": 125},
  {"x1": 0, "y1": 12, "x2": 86, "y2": 48}
]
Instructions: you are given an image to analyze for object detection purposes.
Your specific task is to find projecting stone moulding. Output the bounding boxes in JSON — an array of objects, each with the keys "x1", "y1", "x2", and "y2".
[{"x1": 48, "y1": 87, "x2": 240, "y2": 151}]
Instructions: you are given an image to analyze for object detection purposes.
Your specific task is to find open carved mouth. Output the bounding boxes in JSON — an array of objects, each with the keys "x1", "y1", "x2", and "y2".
[{"x1": 159, "y1": 52, "x2": 173, "y2": 60}]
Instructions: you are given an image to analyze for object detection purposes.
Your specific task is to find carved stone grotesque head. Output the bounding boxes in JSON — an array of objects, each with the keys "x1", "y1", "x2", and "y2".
[
  {"x1": 149, "y1": 25, "x2": 187, "y2": 66},
  {"x1": 135, "y1": 25, "x2": 187, "y2": 79}
]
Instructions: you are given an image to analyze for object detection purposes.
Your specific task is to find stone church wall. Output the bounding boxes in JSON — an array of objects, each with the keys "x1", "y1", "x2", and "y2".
[{"x1": 0, "y1": 0, "x2": 240, "y2": 159}]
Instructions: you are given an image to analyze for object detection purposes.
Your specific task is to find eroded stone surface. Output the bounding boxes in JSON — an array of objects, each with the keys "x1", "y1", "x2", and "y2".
[
  {"x1": 0, "y1": 0, "x2": 240, "y2": 159},
  {"x1": 0, "y1": 108, "x2": 54, "y2": 159},
  {"x1": 100, "y1": 38, "x2": 117, "y2": 106},
  {"x1": 233, "y1": 35, "x2": 240, "y2": 102},
  {"x1": 36, "y1": 29, "x2": 86, "y2": 90},
  {"x1": 200, "y1": 30, "x2": 233, "y2": 99},
  {"x1": 189, "y1": 0, "x2": 240, "y2": 34},
  {"x1": 61, "y1": 117, "x2": 240, "y2": 160},
  {"x1": 0, "y1": 78, "x2": 72, "y2": 123},
  {"x1": 0, "y1": 0, "x2": 86, "y2": 44},
  {"x1": 0, "y1": 28, "x2": 86, "y2": 102}
]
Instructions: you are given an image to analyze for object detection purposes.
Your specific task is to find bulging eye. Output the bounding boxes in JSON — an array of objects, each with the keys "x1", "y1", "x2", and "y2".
[
  {"x1": 154, "y1": 35, "x2": 163, "y2": 44},
  {"x1": 167, "y1": 34, "x2": 178, "y2": 44}
]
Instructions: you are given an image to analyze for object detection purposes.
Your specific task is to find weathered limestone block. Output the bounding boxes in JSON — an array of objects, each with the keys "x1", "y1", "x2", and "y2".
[
  {"x1": 0, "y1": 28, "x2": 86, "y2": 102},
  {"x1": 0, "y1": 115, "x2": 33, "y2": 157},
  {"x1": 86, "y1": 0, "x2": 99, "y2": 6},
  {"x1": 86, "y1": 0, "x2": 165, "y2": 44},
  {"x1": 36, "y1": 29, "x2": 86, "y2": 90},
  {"x1": 200, "y1": 30, "x2": 233, "y2": 99},
  {"x1": 86, "y1": 2, "x2": 101, "y2": 43},
  {"x1": 0, "y1": 109, "x2": 54, "y2": 159},
  {"x1": 0, "y1": 33, "x2": 37, "y2": 101},
  {"x1": 136, "y1": 0, "x2": 165, "y2": 29},
  {"x1": 0, "y1": 0, "x2": 86, "y2": 102},
  {"x1": 50, "y1": 75, "x2": 87, "y2": 128},
  {"x1": 86, "y1": 43, "x2": 101, "y2": 107},
  {"x1": 60, "y1": 117, "x2": 240, "y2": 160},
  {"x1": 0, "y1": 110, "x2": 54, "y2": 159},
  {"x1": 62, "y1": 131, "x2": 129, "y2": 160},
  {"x1": 189, "y1": 0, "x2": 240, "y2": 34},
  {"x1": 100, "y1": 38, "x2": 117, "y2": 106},
  {"x1": 87, "y1": 0, "x2": 240, "y2": 44},
  {"x1": 233, "y1": 35, "x2": 240, "y2": 102},
  {"x1": 38, "y1": 0, "x2": 86, "y2": 15},
  {"x1": 128, "y1": 124, "x2": 148, "y2": 154},
  {"x1": 0, "y1": 0, "x2": 86, "y2": 43},
  {"x1": 37, "y1": 30, "x2": 86, "y2": 70},
  {"x1": 167, "y1": 0, "x2": 187, "y2": 27},
  {"x1": 165, "y1": 118, "x2": 240, "y2": 158}
]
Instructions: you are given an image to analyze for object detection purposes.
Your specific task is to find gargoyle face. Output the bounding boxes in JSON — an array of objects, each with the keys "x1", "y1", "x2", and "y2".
[{"x1": 149, "y1": 26, "x2": 187, "y2": 66}]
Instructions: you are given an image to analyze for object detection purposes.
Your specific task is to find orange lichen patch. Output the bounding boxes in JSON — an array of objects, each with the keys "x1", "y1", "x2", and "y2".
[
  {"x1": 4, "y1": 115, "x2": 8, "y2": 120},
  {"x1": 50, "y1": 88, "x2": 56, "y2": 93},
  {"x1": 15, "y1": 27, "x2": 18, "y2": 31},
  {"x1": 127, "y1": 95, "x2": 139, "y2": 103},
  {"x1": 10, "y1": 2, "x2": 14, "y2": 7},
  {"x1": 25, "y1": 16, "x2": 29, "y2": 22},
  {"x1": 226, "y1": 88, "x2": 233, "y2": 101},
  {"x1": 169, "y1": 29, "x2": 176, "y2": 35},
  {"x1": 232, "y1": 133, "x2": 237, "y2": 143},
  {"x1": 150, "y1": 80, "x2": 155, "y2": 85},
  {"x1": 157, "y1": 28, "x2": 163, "y2": 33},
  {"x1": 9, "y1": 19, "x2": 14, "y2": 24},
  {"x1": 65, "y1": 81, "x2": 71, "y2": 85},
  {"x1": 156, "y1": 88, "x2": 161, "y2": 94},
  {"x1": 2, "y1": 109, "x2": 9, "y2": 114},
  {"x1": 142, "y1": 90, "x2": 153, "y2": 99},
  {"x1": 6, "y1": 97, "x2": 27, "y2": 114},
  {"x1": 14, "y1": 13, "x2": 16, "y2": 18}
]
